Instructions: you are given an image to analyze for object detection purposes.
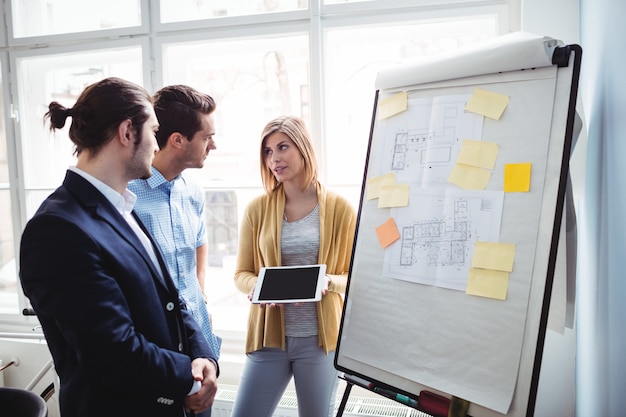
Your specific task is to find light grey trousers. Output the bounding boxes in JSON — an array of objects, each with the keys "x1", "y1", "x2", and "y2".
[{"x1": 230, "y1": 335, "x2": 339, "y2": 417}]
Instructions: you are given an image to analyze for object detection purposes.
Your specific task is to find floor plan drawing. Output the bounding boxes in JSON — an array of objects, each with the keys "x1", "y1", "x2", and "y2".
[
  {"x1": 384, "y1": 188, "x2": 504, "y2": 291},
  {"x1": 375, "y1": 94, "x2": 484, "y2": 186}
]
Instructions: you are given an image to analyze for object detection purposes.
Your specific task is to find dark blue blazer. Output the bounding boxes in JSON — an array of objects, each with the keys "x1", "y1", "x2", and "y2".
[{"x1": 20, "y1": 170, "x2": 216, "y2": 417}]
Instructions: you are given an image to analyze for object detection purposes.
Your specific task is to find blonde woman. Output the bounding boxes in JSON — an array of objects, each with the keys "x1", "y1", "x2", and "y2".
[{"x1": 232, "y1": 115, "x2": 356, "y2": 417}]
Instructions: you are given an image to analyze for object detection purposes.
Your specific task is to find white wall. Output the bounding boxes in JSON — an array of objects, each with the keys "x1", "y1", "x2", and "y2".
[{"x1": 523, "y1": 0, "x2": 580, "y2": 44}]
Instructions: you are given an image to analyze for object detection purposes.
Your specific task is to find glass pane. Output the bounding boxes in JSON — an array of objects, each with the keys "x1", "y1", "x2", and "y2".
[
  {"x1": 160, "y1": 0, "x2": 307, "y2": 23},
  {"x1": 324, "y1": 0, "x2": 372, "y2": 3},
  {"x1": 162, "y1": 35, "x2": 309, "y2": 332},
  {"x1": 0, "y1": 63, "x2": 17, "y2": 314},
  {"x1": 16, "y1": 46, "x2": 144, "y2": 202},
  {"x1": 162, "y1": 34, "x2": 309, "y2": 188},
  {"x1": 0, "y1": 71, "x2": 8, "y2": 185},
  {"x1": 0, "y1": 190, "x2": 17, "y2": 315},
  {"x1": 204, "y1": 188, "x2": 261, "y2": 332},
  {"x1": 11, "y1": 0, "x2": 141, "y2": 38},
  {"x1": 324, "y1": 17, "x2": 498, "y2": 185}
]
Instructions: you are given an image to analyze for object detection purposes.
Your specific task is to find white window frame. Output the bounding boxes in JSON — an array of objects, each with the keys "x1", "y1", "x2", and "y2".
[
  {"x1": 4, "y1": 0, "x2": 150, "y2": 47},
  {"x1": 0, "y1": 0, "x2": 516, "y2": 340}
]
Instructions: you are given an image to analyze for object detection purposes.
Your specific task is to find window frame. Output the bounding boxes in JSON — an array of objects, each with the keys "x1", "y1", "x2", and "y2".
[
  {"x1": 0, "y1": 0, "x2": 515, "y2": 329},
  {"x1": 4, "y1": 0, "x2": 150, "y2": 47},
  {"x1": 151, "y1": 5, "x2": 312, "y2": 33},
  {"x1": 1, "y1": 38, "x2": 149, "y2": 321},
  {"x1": 9, "y1": 36, "x2": 151, "y2": 191},
  {"x1": 0, "y1": 50, "x2": 25, "y2": 321}
]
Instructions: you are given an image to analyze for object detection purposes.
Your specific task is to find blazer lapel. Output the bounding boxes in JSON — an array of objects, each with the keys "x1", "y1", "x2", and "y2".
[
  {"x1": 63, "y1": 171, "x2": 172, "y2": 290},
  {"x1": 132, "y1": 211, "x2": 180, "y2": 295}
]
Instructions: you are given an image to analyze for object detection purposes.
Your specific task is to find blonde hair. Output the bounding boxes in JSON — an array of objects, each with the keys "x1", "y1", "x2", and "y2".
[{"x1": 259, "y1": 115, "x2": 318, "y2": 194}]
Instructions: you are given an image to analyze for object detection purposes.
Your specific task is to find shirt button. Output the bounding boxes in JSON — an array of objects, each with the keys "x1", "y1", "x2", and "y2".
[{"x1": 166, "y1": 302, "x2": 175, "y2": 311}]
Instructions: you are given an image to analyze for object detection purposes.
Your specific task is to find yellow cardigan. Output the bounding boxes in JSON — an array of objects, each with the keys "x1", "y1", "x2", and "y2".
[{"x1": 234, "y1": 182, "x2": 357, "y2": 354}]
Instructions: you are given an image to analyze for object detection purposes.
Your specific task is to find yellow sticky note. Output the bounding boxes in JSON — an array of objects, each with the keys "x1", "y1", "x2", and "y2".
[
  {"x1": 366, "y1": 172, "x2": 396, "y2": 200},
  {"x1": 504, "y1": 162, "x2": 532, "y2": 192},
  {"x1": 378, "y1": 92, "x2": 408, "y2": 120},
  {"x1": 378, "y1": 184, "x2": 410, "y2": 208},
  {"x1": 448, "y1": 163, "x2": 491, "y2": 190},
  {"x1": 376, "y1": 217, "x2": 401, "y2": 248},
  {"x1": 456, "y1": 139, "x2": 499, "y2": 170},
  {"x1": 466, "y1": 268, "x2": 509, "y2": 300},
  {"x1": 471, "y1": 241, "x2": 516, "y2": 272},
  {"x1": 465, "y1": 88, "x2": 510, "y2": 120}
]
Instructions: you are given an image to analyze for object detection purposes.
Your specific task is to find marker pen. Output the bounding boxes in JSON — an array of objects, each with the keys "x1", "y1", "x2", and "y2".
[
  {"x1": 373, "y1": 387, "x2": 418, "y2": 408},
  {"x1": 395, "y1": 393, "x2": 418, "y2": 408},
  {"x1": 343, "y1": 374, "x2": 374, "y2": 389}
]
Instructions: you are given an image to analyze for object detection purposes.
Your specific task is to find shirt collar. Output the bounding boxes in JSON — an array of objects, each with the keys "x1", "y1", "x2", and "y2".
[
  {"x1": 146, "y1": 166, "x2": 185, "y2": 190},
  {"x1": 68, "y1": 166, "x2": 136, "y2": 215},
  {"x1": 145, "y1": 166, "x2": 169, "y2": 189}
]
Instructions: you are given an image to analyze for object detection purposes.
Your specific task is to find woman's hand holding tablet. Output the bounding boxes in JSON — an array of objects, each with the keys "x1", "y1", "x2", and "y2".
[{"x1": 251, "y1": 264, "x2": 327, "y2": 304}]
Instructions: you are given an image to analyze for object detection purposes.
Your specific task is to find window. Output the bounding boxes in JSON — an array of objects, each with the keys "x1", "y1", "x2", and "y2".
[
  {"x1": 1, "y1": 1, "x2": 508, "y2": 335},
  {"x1": 160, "y1": 0, "x2": 307, "y2": 22},
  {"x1": 159, "y1": 33, "x2": 312, "y2": 331},
  {"x1": 0, "y1": 64, "x2": 17, "y2": 314},
  {"x1": 15, "y1": 44, "x2": 145, "y2": 218},
  {"x1": 9, "y1": 0, "x2": 141, "y2": 39},
  {"x1": 160, "y1": 34, "x2": 310, "y2": 188},
  {"x1": 324, "y1": 17, "x2": 498, "y2": 186}
]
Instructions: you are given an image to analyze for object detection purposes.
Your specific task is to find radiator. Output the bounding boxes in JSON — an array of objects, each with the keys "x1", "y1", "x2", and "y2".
[{"x1": 212, "y1": 385, "x2": 432, "y2": 417}]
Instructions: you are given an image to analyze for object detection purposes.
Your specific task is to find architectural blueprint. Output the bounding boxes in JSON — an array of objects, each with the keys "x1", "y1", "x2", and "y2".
[
  {"x1": 374, "y1": 94, "x2": 484, "y2": 186},
  {"x1": 383, "y1": 188, "x2": 504, "y2": 290},
  {"x1": 375, "y1": 94, "x2": 504, "y2": 290}
]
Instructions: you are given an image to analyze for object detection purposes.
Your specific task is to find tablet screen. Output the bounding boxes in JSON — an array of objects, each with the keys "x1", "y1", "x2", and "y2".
[{"x1": 252, "y1": 264, "x2": 326, "y2": 304}]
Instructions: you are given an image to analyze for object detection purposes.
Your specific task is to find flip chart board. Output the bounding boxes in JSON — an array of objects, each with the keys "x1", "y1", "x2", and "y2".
[{"x1": 335, "y1": 32, "x2": 581, "y2": 417}]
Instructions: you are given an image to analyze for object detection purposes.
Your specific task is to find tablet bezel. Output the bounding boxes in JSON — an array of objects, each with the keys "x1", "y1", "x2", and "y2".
[{"x1": 251, "y1": 264, "x2": 327, "y2": 304}]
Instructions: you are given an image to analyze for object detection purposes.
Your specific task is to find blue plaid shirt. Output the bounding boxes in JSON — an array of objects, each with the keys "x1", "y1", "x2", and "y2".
[{"x1": 129, "y1": 167, "x2": 221, "y2": 358}]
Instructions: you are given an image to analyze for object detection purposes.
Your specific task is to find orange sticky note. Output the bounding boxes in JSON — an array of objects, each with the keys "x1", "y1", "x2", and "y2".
[{"x1": 376, "y1": 217, "x2": 401, "y2": 248}]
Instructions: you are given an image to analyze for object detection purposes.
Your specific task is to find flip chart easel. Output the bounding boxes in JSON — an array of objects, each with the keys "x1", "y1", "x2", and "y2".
[{"x1": 334, "y1": 32, "x2": 581, "y2": 417}]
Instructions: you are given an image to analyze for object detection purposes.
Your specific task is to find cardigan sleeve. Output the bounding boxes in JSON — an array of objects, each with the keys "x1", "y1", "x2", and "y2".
[
  {"x1": 323, "y1": 190, "x2": 357, "y2": 294},
  {"x1": 234, "y1": 202, "x2": 259, "y2": 295}
]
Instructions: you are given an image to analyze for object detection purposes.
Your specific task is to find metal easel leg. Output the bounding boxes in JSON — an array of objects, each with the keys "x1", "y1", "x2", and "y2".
[{"x1": 335, "y1": 382, "x2": 353, "y2": 417}]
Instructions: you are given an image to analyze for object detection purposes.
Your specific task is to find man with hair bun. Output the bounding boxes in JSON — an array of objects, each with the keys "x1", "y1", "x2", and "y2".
[{"x1": 20, "y1": 77, "x2": 219, "y2": 417}]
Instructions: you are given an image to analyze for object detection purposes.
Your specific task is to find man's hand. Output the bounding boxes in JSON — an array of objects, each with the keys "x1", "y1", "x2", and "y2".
[{"x1": 184, "y1": 358, "x2": 218, "y2": 414}]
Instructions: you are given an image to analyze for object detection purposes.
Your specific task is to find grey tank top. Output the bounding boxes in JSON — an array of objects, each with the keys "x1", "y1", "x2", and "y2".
[{"x1": 281, "y1": 204, "x2": 320, "y2": 337}]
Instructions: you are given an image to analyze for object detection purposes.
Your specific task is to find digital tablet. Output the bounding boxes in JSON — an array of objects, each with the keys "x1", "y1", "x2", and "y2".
[{"x1": 251, "y1": 264, "x2": 327, "y2": 304}]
